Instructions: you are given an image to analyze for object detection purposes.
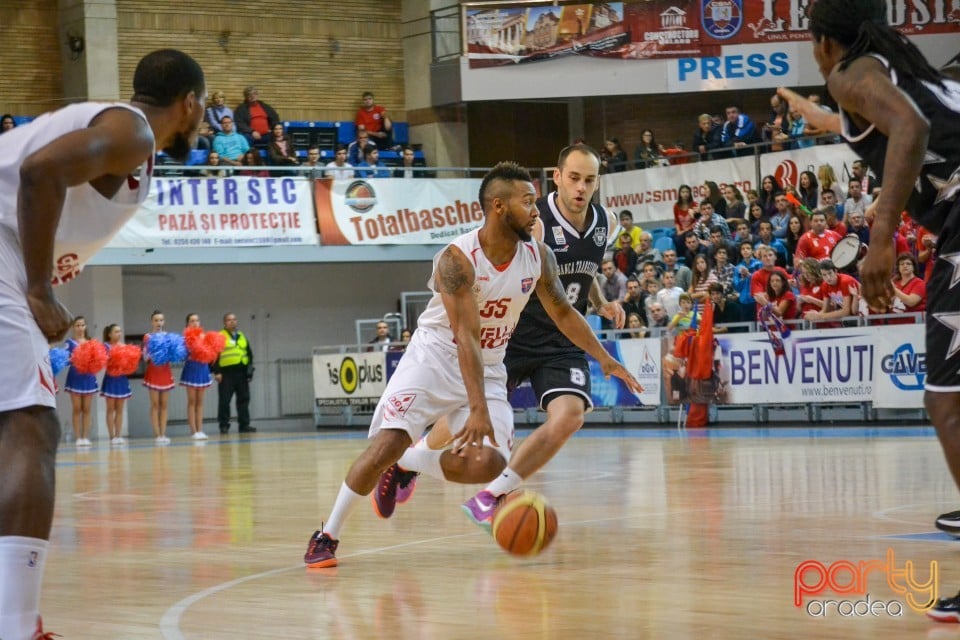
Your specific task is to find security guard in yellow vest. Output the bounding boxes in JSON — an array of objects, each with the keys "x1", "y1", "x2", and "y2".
[{"x1": 211, "y1": 312, "x2": 255, "y2": 433}]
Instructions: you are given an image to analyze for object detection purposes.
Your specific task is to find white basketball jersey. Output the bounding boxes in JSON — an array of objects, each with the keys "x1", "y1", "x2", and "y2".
[
  {"x1": 417, "y1": 229, "x2": 542, "y2": 366},
  {"x1": 0, "y1": 102, "x2": 154, "y2": 285}
]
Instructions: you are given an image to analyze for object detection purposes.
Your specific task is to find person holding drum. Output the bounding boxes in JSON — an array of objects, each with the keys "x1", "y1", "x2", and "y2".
[{"x1": 793, "y1": 211, "x2": 842, "y2": 271}]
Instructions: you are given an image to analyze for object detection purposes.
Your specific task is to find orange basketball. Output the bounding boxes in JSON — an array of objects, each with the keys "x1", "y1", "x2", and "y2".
[{"x1": 492, "y1": 490, "x2": 558, "y2": 556}]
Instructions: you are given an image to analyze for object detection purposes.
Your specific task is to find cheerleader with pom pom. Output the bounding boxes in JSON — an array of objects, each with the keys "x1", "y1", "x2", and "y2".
[
  {"x1": 180, "y1": 313, "x2": 224, "y2": 440},
  {"x1": 63, "y1": 316, "x2": 97, "y2": 446},
  {"x1": 143, "y1": 310, "x2": 175, "y2": 445},
  {"x1": 101, "y1": 324, "x2": 140, "y2": 446}
]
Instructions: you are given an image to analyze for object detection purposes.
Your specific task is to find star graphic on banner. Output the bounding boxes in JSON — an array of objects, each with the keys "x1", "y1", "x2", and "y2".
[
  {"x1": 941, "y1": 251, "x2": 960, "y2": 290},
  {"x1": 929, "y1": 167, "x2": 960, "y2": 205},
  {"x1": 934, "y1": 311, "x2": 960, "y2": 360}
]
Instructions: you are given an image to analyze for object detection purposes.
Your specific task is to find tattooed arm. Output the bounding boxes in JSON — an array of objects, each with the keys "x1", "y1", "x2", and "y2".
[
  {"x1": 534, "y1": 241, "x2": 643, "y2": 393},
  {"x1": 436, "y1": 244, "x2": 496, "y2": 452}
]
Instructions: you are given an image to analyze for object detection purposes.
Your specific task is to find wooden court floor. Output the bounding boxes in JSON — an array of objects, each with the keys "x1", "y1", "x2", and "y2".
[{"x1": 41, "y1": 426, "x2": 960, "y2": 639}]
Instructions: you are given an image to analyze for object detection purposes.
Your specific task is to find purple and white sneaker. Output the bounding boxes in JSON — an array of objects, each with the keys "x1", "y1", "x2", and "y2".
[{"x1": 461, "y1": 490, "x2": 502, "y2": 534}]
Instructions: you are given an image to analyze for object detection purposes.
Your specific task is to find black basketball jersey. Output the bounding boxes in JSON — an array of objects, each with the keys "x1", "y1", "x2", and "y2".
[
  {"x1": 841, "y1": 54, "x2": 960, "y2": 234},
  {"x1": 508, "y1": 191, "x2": 610, "y2": 356}
]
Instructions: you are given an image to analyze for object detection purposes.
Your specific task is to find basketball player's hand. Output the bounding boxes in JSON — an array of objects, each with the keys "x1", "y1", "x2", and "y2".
[
  {"x1": 453, "y1": 410, "x2": 497, "y2": 460},
  {"x1": 598, "y1": 301, "x2": 625, "y2": 329},
  {"x1": 600, "y1": 358, "x2": 644, "y2": 395},
  {"x1": 860, "y1": 241, "x2": 896, "y2": 310},
  {"x1": 27, "y1": 287, "x2": 72, "y2": 343}
]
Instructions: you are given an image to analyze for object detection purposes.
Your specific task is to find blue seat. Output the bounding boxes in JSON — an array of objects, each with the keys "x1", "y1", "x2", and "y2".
[
  {"x1": 654, "y1": 236, "x2": 675, "y2": 254},
  {"x1": 586, "y1": 314, "x2": 602, "y2": 332},
  {"x1": 392, "y1": 122, "x2": 409, "y2": 145}
]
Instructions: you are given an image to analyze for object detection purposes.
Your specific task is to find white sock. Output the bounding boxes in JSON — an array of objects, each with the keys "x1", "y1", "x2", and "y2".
[
  {"x1": 397, "y1": 447, "x2": 445, "y2": 480},
  {"x1": 323, "y1": 482, "x2": 366, "y2": 540},
  {"x1": 485, "y1": 467, "x2": 523, "y2": 497},
  {"x1": 0, "y1": 536, "x2": 47, "y2": 640}
]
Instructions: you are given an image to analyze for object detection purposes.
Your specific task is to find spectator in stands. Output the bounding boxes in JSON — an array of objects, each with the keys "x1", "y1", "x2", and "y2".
[
  {"x1": 747, "y1": 201, "x2": 765, "y2": 235},
  {"x1": 662, "y1": 248, "x2": 692, "y2": 291},
  {"x1": 805, "y1": 260, "x2": 857, "y2": 323},
  {"x1": 661, "y1": 140, "x2": 690, "y2": 165},
  {"x1": 797, "y1": 171, "x2": 819, "y2": 212},
  {"x1": 637, "y1": 261, "x2": 660, "y2": 286},
  {"x1": 759, "y1": 175, "x2": 782, "y2": 218},
  {"x1": 623, "y1": 313, "x2": 647, "y2": 339},
  {"x1": 679, "y1": 230, "x2": 705, "y2": 267},
  {"x1": 708, "y1": 226, "x2": 736, "y2": 259},
  {"x1": 674, "y1": 184, "x2": 697, "y2": 235},
  {"x1": 732, "y1": 219, "x2": 755, "y2": 247},
  {"x1": 823, "y1": 205, "x2": 847, "y2": 237},
  {"x1": 622, "y1": 278, "x2": 645, "y2": 321},
  {"x1": 1, "y1": 114, "x2": 16, "y2": 133},
  {"x1": 205, "y1": 91, "x2": 233, "y2": 134},
  {"x1": 234, "y1": 86, "x2": 280, "y2": 147},
  {"x1": 212, "y1": 116, "x2": 249, "y2": 166},
  {"x1": 239, "y1": 149, "x2": 269, "y2": 177},
  {"x1": 194, "y1": 121, "x2": 213, "y2": 152},
  {"x1": 852, "y1": 159, "x2": 881, "y2": 197},
  {"x1": 393, "y1": 146, "x2": 421, "y2": 178},
  {"x1": 635, "y1": 231, "x2": 661, "y2": 267},
  {"x1": 723, "y1": 184, "x2": 746, "y2": 220},
  {"x1": 793, "y1": 211, "x2": 842, "y2": 269},
  {"x1": 710, "y1": 246, "x2": 735, "y2": 297},
  {"x1": 689, "y1": 254, "x2": 717, "y2": 302},
  {"x1": 369, "y1": 321, "x2": 393, "y2": 352},
  {"x1": 355, "y1": 91, "x2": 393, "y2": 150},
  {"x1": 633, "y1": 129, "x2": 664, "y2": 169},
  {"x1": 647, "y1": 301, "x2": 669, "y2": 328},
  {"x1": 804, "y1": 93, "x2": 839, "y2": 143},
  {"x1": 769, "y1": 192, "x2": 791, "y2": 239},
  {"x1": 734, "y1": 241, "x2": 762, "y2": 320},
  {"x1": 765, "y1": 271, "x2": 798, "y2": 319},
  {"x1": 847, "y1": 210, "x2": 871, "y2": 246},
  {"x1": 266, "y1": 123, "x2": 299, "y2": 167},
  {"x1": 615, "y1": 210, "x2": 642, "y2": 250},
  {"x1": 612, "y1": 232, "x2": 637, "y2": 276},
  {"x1": 600, "y1": 259, "x2": 627, "y2": 305},
  {"x1": 755, "y1": 220, "x2": 789, "y2": 268},
  {"x1": 763, "y1": 93, "x2": 790, "y2": 151},
  {"x1": 818, "y1": 163, "x2": 846, "y2": 203},
  {"x1": 600, "y1": 137, "x2": 628, "y2": 173},
  {"x1": 785, "y1": 107, "x2": 814, "y2": 149},
  {"x1": 796, "y1": 258, "x2": 826, "y2": 317},
  {"x1": 750, "y1": 245, "x2": 791, "y2": 313},
  {"x1": 891, "y1": 252, "x2": 926, "y2": 316},
  {"x1": 702, "y1": 181, "x2": 726, "y2": 218},
  {"x1": 784, "y1": 214, "x2": 805, "y2": 265},
  {"x1": 347, "y1": 126, "x2": 377, "y2": 167},
  {"x1": 918, "y1": 227, "x2": 937, "y2": 281},
  {"x1": 356, "y1": 147, "x2": 390, "y2": 178},
  {"x1": 843, "y1": 178, "x2": 873, "y2": 219},
  {"x1": 819, "y1": 189, "x2": 844, "y2": 220},
  {"x1": 719, "y1": 104, "x2": 758, "y2": 156},
  {"x1": 668, "y1": 293, "x2": 699, "y2": 333},
  {"x1": 325, "y1": 145, "x2": 354, "y2": 180},
  {"x1": 697, "y1": 201, "x2": 731, "y2": 241},
  {"x1": 304, "y1": 146, "x2": 323, "y2": 168},
  {"x1": 709, "y1": 282, "x2": 742, "y2": 331},
  {"x1": 693, "y1": 113, "x2": 721, "y2": 160},
  {"x1": 657, "y1": 270, "x2": 684, "y2": 318},
  {"x1": 200, "y1": 151, "x2": 228, "y2": 177}
]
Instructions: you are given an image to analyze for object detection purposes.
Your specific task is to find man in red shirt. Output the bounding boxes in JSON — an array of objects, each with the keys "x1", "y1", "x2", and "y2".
[
  {"x1": 750, "y1": 245, "x2": 790, "y2": 317},
  {"x1": 234, "y1": 86, "x2": 279, "y2": 146},
  {"x1": 355, "y1": 91, "x2": 393, "y2": 149},
  {"x1": 794, "y1": 211, "x2": 842, "y2": 269},
  {"x1": 804, "y1": 260, "x2": 857, "y2": 323}
]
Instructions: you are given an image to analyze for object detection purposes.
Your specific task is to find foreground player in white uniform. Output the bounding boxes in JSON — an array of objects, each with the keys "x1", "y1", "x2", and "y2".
[
  {"x1": 0, "y1": 50, "x2": 205, "y2": 640},
  {"x1": 304, "y1": 162, "x2": 641, "y2": 568}
]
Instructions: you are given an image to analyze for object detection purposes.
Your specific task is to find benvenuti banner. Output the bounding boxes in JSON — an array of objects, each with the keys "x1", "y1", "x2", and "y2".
[
  {"x1": 314, "y1": 177, "x2": 486, "y2": 245},
  {"x1": 110, "y1": 176, "x2": 318, "y2": 248}
]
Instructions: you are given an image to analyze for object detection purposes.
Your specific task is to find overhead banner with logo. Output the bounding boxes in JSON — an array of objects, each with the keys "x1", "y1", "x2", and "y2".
[
  {"x1": 314, "y1": 177, "x2": 485, "y2": 245},
  {"x1": 599, "y1": 155, "x2": 755, "y2": 224},
  {"x1": 871, "y1": 323, "x2": 925, "y2": 409},
  {"x1": 109, "y1": 176, "x2": 318, "y2": 248},
  {"x1": 759, "y1": 145, "x2": 860, "y2": 194},
  {"x1": 466, "y1": 1, "x2": 710, "y2": 68}
]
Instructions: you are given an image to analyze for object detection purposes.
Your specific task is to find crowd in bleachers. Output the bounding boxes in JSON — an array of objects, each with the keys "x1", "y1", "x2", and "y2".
[{"x1": 597, "y1": 159, "x2": 930, "y2": 336}]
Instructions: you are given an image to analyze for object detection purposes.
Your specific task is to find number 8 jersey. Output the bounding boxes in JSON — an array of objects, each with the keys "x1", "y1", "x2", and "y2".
[
  {"x1": 417, "y1": 228, "x2": 542, "y2": 366},
  {"x1": 508, "y1": 191, "x2": 611, "y2": 357}
]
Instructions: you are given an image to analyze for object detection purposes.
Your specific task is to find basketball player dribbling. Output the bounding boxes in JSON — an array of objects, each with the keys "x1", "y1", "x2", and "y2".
[
  {"x1": 779, "y1": 0, "x2": 960, "y2": 622},
  {"x1": 304, "y1": 161, "x2": 642, "y2": 569},
  {"x1": 0, "y1": 50, "x2": 205, "y2": 639}
]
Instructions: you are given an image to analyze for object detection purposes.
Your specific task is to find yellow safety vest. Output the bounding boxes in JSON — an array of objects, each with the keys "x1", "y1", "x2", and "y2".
[{"x1": 219, "y1": 330, "x2": 250, "y2": 367}]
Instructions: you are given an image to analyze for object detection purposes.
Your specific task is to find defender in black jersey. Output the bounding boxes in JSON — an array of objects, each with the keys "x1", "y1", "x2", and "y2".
[
  {"x1": 779, "y1": 0, "x2": 960, "y2": 622},
  {"x1": 457, "y1": 144, "x2": 630, "y2": 523}
]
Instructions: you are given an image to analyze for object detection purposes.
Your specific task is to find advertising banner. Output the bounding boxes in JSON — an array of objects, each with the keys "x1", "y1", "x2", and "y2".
[
  {"x1": 313, "y1": 351, "x2": 388, "y2": 406},
  {"x1": 759, "y1": 144, "x2": 861, "y2": 194},
  {"x1": 871, "y1": 323, "x2": 926, "y2": 409},
  {"x1": 109, "y1": 176, "x2": 317, "y2": 248},
  {"x1": 599, "y1": 155, "x2": 755, "y2": 224},
  {"x1": 314, "y1": 177, "x2": 485, "y2": 245}
]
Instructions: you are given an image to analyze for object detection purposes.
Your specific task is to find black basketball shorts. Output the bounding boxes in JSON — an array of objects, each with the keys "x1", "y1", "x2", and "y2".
[{"x1": 504, "y1": 350, "x2": 593, "y2": 412}]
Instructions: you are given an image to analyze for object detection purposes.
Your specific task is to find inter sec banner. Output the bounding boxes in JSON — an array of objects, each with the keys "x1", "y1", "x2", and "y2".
[
  {"x1": 871, "y1": 323, "x2": 926, "y2": 409},
  {"x1": 599, "y1": 155, "x2": 755, "y2": 224},
  {"x1": 314, "y1": 177, "x2": 485, "y2": 245},
  {"x1": 109, "y1": 176, "x2": 318, "y2": 248}
]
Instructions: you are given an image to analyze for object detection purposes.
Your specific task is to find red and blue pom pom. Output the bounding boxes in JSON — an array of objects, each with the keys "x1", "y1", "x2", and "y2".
[
  {"x1": 71, "y1": 340, "x2": 108, "y2": 375},
  {"x1": 184, "y1": 327, "x2": 226, "y2": 364},
  {"x1": 107, "y1": 344, "x2": 142, "y2": 376},
  {"x1": 146, "y1": 332, "x2": 188, "y2": 365},
  {"x1": 49, "y1": 347, "x2": 71, "y2": 376}
]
